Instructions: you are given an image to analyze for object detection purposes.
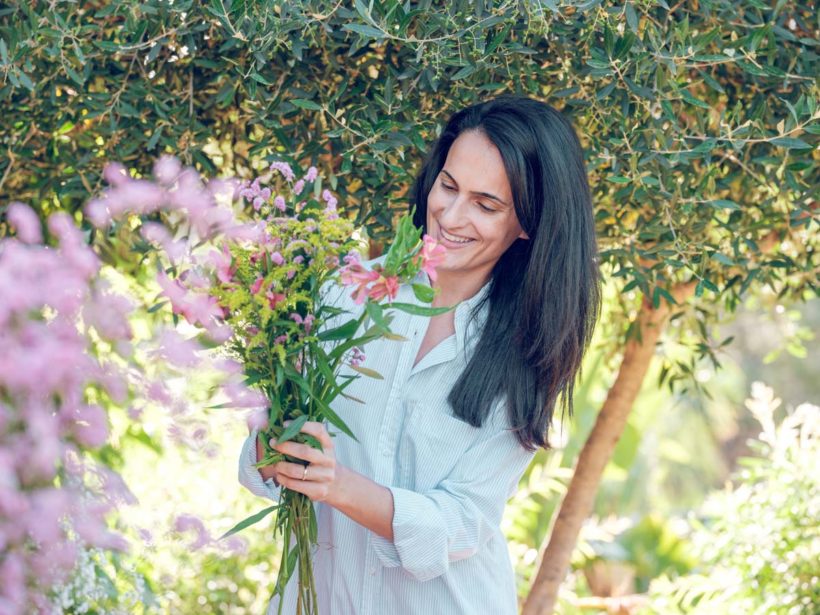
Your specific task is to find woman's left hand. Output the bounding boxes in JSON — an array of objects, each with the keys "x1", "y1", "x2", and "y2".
[{"x1": 270, "y1": 420, "x2": 340, "y2": 503}]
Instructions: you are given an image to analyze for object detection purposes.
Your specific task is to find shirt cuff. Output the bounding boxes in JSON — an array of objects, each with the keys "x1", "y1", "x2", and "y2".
[
  {"x1": 238, "y1": 428, "x2": 281, "y2": 502},
  {"x1": 371, "y1": 486, "x2": 448, "y2": 581}
]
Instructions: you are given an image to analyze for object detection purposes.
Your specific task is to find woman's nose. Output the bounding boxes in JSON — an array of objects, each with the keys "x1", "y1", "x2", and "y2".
[{"x1": 438, "y1": 193, "x2": 470, "y2": 228}]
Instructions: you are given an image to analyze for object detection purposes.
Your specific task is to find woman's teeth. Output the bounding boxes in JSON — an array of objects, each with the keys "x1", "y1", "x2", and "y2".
[{"x1": 441, "y1": 228, "x2": 473, "y2": 244}]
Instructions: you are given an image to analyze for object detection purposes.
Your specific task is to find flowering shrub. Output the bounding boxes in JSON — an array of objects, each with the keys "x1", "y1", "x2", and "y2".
[
  {"x1": 0, "y1": 158, "x2": 274, "y2": 613},
  {"x1": 83, "y1": 156, "x2": 448, "y2": 614},
  {"x1": 647, "y1": 382, "x2": 820, "y2": 615}
]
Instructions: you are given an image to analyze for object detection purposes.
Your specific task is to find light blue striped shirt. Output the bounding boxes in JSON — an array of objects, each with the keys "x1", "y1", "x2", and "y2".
[{"x1": 238, "y1": 257, "x2": 536, "y2": 614}]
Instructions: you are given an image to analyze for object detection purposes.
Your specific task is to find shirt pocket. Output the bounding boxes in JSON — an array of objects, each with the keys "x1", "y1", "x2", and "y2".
[{"x1": 398, "y1": 397, "x2": 482, "y2": 492}]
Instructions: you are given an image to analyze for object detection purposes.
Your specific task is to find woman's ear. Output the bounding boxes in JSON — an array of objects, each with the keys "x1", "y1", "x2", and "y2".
[{"x1": 518, "y1": 229, "x2": 530, "y2": 240}]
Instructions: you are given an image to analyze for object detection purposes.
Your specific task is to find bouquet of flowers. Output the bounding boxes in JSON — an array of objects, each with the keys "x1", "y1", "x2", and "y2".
[{"x1": 200, "y1": 162, "x2": 449, "y2": 614}]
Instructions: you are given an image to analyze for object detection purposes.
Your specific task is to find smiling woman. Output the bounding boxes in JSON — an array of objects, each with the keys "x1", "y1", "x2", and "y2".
[{"x1": 239, "y1": 95, "x2": 602, "y2": 614}]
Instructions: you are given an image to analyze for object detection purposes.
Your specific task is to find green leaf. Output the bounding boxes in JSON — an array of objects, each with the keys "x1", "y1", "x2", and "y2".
[
  {"x1": 276, "y1": 415, "x2": 309, "y2": 444},
  {"x1": 218, "y1": 505, "x2": 278, "y2": 539},
  {"x1": 452, "y1": 65, "x2": 476, "y2": 80},
  {"x1": 343, "y1": 23, "x2": 385, "y2": 39},
  {"x1": 349, "y1": 365, "x2": 384, "y2": 379},
  {"x1": 309, "y1": 393, "x2": 357, "y2": 441},
  {"x1": 317, "y1": 318, "x2": 360, "y2": 341},
  {"x1": 709, "y1": 199, "x2": 740, "y2": 210},
  {"x1": 625, "y1": 3, "x2": 638, "y2": 34},
  {"x1": 291, "y1": 98, "x2": 322, "y2": 111},
  {"x1": 365, "y1": 301, "x2": 389, "y2": 329},
  {"x1": 309, "y1": 504, "x2": 318, "y2": 542},
  {"x1": 770, "y1": 137, "x2": 812, "y2": 149},
  {"x1": 411, "y1": 283, "x2": 436, "y2": 303},
  {"x1": 388, "y1": 302, "x2": 453, "y2": 317},
  {"x1": 680, "y1": 89, "x2": 711, "y2": 109}
]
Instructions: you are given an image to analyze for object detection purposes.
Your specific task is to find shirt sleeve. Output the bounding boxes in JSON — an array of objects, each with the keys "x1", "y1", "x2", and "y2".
[
  {"x1": 238, "y1": 427, "x2": 281, "y2": 502},
  {"x1": 370, "y1": 413, "x2": 536, "y2": 582}
]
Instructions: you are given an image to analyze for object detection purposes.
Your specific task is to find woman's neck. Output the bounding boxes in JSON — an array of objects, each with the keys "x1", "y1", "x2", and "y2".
[{"x1": 431, "y1": 270, "x2": 491, "y2": 308}]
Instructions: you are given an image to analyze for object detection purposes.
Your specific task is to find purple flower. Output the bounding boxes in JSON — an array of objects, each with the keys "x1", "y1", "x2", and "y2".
[
  {"x1": 293, "y1": 179, "x2": 305, "y2": 195},
  {"x1": 271, "y1": 251, "x2": 284, "y2": 266},
  {"x1": 274, "y1": 196, "x2": 286, "y2": 212},
  {"x1": 154, "y1": 155, "x2": 182, "y2": 185},
  {"x1": 7, "y1": 202, "x2": 43, "y2": 244},
  {"x1": 269, "y1": 161, "x2": 295, "y2": 181},
  {"x1": 305, "y1": 166, "x2": 318, "y2": 182}
]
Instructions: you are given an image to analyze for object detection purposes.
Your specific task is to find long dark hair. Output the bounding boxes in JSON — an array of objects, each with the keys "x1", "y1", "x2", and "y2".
[{"x1": 411, "y1": 95, "x2": 602, "y2": 451}]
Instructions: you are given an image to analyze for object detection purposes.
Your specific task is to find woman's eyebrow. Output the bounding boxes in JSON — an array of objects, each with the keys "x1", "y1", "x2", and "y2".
[{"x1": 440, "y1": 169, "x2": 510, "y2": 207}]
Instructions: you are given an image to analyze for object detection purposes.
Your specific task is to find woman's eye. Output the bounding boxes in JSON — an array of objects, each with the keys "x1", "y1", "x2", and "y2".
[
  {"x1": 441, "y1": 183, "x2": 456, "y2": 191},
  {"x1": 478, "y1": 203, "x2": 496, "y2": 213}
]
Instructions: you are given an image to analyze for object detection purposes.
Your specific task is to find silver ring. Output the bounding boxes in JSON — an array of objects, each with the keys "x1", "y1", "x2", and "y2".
[{"x1": 302, "y1": 465, "x2": 309, "y2": 481}]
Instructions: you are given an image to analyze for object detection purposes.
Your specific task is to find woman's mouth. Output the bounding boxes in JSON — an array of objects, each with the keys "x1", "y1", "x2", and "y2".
[{"x1": 438, "y1": 227, "x2": 475, "y2": 248}]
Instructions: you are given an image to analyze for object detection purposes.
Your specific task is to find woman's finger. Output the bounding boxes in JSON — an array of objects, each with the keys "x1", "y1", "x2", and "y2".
[
  {"x1": 298, "y1": 421, "x2": 334, "y2": 453},
  {"x1": 274, "y1": 461, "x2": 330, "y2": 482},
  {"x1": 271, "y1": 440, "x2": 329, "y2": 465},
  {"x1": 276, "y1": 474, "x2": 332, "y2": 502}
]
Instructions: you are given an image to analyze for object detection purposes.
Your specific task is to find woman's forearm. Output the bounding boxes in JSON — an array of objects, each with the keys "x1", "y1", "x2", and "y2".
[{"x1": 328, "y1": 464, "x2": 395, "y2": 542}]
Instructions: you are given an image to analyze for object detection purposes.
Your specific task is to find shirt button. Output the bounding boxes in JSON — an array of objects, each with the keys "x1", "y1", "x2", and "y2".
[{"x1": 381, "y1": 447, "x2": 391, "y2": 458}]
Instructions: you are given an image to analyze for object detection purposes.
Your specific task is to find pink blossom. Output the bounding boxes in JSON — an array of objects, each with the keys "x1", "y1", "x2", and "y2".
[
  {"x1": 154, "y1": 155, "x2": 182, "y2": 185},
  {"x1": 305, "y1": 166, "x2": 318, "y2": 182},
  {"x1": 293, "y1": 179, "x2": 305, "y2": 195},
  {"x1": 71, "y1": 404, "x2": 109, "y2": 448},
  {"x1": 367, "y1": 275, "x2": 400, "y2": 303},
  {"x1": 349, "y1": 347, "x2": 366, "y2": 367},
  {"x1": 7, "y1": 202, "x2": 43, "y2": 244},
  {"x1": 269, "y1": 161, "x2": 295, "y2": 181},
  {"x1": 246, "y1": 408, "x2": 269, "y2": 431},
  {"x1": 274, "y1": 196, "x2": 286, "y2": 211},
  {"x1": 208, "y1": 244, "x2": 235, "y2": 284},
  {"x1": 419, "y1": 234, "x2": 447, "y2": 282},
  {"x1": 250, "y1": 276, "x2": 265, "y2": 294},
  {"x1": 102, "y1": 162, "x2": 129, "y2": 186},
  {"x1": 271, "y1": 251, "x2": 284, "y2": 266},
  {"x1": 339, "y1": 263, "x2": 380, "y2": 305},
  {"x1": 267, "y1": 290, "x2": 286, "y2": 309}
]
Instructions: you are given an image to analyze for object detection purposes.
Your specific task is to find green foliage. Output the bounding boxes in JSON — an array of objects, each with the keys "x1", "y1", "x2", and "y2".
[
  {"x1": 646, "y1": 383, "x2": 820, "y2": 614},
  {"x1": 1, "y1": 0, "x2": 816, "y2": 393}
]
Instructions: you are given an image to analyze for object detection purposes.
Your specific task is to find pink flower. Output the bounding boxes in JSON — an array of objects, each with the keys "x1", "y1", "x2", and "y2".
[
  {"x1": 350, "y1": 346, "x2": 366, "y2": 367},
  {"x1": 293, "y1": 179, "x2": 305, "y2": 195},
  {"x1": 367, "y1": 275, "x2": 400, "y2": 303},
  {"x1": 274, "y1": 196, "x2": 286, "y2": 212},
  {"x1": 7, "y1": 202, "x2": 43, "y2": 244},
  {"x1": 419, "y1": 234, "x2": 447, "y2": 282},
  {"x1": 208, "y1": 244, "x2": 235, "y2": 284},
  {"x1": 154, "y1": 155, "x2": 182, "y2": 185},
  {"x1": 250, "y1": 276, "x2": 265, "y2": 294},
  {"x1": 305, "y1": 166, "x2": 318, "y2": 182},
  {"x1": 270, "y1": 161, "x2": 295, "y2": 181},
  {"x1": 339, "y1": 263, "x2": 380, "y2": 305},
  {"x1": 102, "y1": 162, "x2": 129, "y2": 186},
  {"x1": 266, "y1": 291, "x2": 286, "y2": 309},
  {"x1": 271, "y1": 251, "x2": 284, "y2": 266}
]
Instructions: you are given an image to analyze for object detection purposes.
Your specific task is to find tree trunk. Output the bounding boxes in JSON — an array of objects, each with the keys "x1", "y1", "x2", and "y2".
[{"x1": 521, "y1": 281, "x2": 697, "y2": 615}]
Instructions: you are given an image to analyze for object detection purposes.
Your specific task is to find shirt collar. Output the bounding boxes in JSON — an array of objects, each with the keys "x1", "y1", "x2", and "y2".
[{"x1": 414, "y1": 269, "x2": 492, "y2": 353}]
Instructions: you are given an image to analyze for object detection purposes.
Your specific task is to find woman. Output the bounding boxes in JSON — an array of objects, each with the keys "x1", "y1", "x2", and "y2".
[{"x1": 239, "y1": 95, "x2": 601, "y2": 614}]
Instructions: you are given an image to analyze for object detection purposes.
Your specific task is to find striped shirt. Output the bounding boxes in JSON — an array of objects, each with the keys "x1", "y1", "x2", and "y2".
[{"x1": 238, "y1": 257, "x2": 536, "y2": 614}]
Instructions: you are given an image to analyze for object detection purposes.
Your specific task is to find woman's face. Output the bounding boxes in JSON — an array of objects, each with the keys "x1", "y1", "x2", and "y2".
[{"x1": 425, "y1": 130, "x2": 528, "y2": 284}]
